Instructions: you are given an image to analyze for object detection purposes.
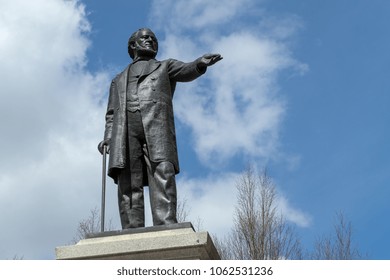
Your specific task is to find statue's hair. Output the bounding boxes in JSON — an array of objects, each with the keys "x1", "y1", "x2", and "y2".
[{"x1": 127, "y1": 28, "x2": 158, "y2": 59}]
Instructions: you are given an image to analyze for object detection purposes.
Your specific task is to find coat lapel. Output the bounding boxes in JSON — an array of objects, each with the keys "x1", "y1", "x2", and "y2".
[{"x1": 140, "y1": 59, "x2": 161, "y2": 77}]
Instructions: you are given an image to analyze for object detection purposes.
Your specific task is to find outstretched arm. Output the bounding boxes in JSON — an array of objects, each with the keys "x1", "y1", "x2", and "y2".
[{"x1": 167, "y1": 53, "x2": 223, "y2": 82}]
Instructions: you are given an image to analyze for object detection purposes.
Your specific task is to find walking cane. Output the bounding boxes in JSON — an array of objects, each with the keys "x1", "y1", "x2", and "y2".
[{"x1": 101, "y1": 145, "x2": 107, "y2": 232}]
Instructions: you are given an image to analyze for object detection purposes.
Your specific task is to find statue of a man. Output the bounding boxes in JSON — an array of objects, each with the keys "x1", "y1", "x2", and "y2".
[{"x1": 98, "y1": 28, "x2": 222, "y2": 229}]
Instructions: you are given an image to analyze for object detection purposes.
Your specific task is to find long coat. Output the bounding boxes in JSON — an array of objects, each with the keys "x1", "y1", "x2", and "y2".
[{"x1": 103, "y1": 58, "x2": 206, "y2": 183}]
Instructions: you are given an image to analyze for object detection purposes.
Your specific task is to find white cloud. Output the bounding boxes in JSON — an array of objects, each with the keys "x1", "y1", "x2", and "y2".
[
  {"x1": 277, "y1": 196, "x2": 311, "y2": 228},
  {"x1": 0, "y1": 0, "x2": 112, "y2": 259},
  {"x1": 177, "y1": 173, "x2": 239, "y2": 235},
  {"x1": 151, "y1": 0, "x2": 258, "y2": 32},
  {"x1": 175, "y1": 32, "x2": 289, "y2": 164}
]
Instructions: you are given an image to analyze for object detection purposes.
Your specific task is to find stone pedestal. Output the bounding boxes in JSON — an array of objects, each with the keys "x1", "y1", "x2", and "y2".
[{"x1": 55, "y1": 223, "x2": 220, "y2": 260}]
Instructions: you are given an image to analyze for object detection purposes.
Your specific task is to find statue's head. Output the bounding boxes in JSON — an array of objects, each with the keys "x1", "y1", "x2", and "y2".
[{"x1": 128, "y1": 28, "x2": 158, "y2": 60}]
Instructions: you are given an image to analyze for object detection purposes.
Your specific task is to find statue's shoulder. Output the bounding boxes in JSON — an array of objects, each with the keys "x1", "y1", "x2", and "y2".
[
  {"x1": 112, "y1": 64, "x2": 131, "y2": 81},
  {"x1": 160, "y1": 58, "x2": 179, "y2": 64},
  {"x1": 158, "y1": 58, "x2": 171, "y2": 66}
]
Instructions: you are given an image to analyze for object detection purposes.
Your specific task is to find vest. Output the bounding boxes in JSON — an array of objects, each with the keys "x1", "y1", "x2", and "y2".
[{"x1": 126, "y1": 60, "x2": 149, "y2": 112}]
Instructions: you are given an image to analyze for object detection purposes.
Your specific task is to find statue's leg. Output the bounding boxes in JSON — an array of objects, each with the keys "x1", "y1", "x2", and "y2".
[
  {"x1": 117, "y1": 163, "x2": 145, "y2": 229},
  {"x1": 117, "y1": 110, "x2": 147, "y2": 229},
  {"x1": 145, "y1": 158, "x2": 178, "y2": 226}
]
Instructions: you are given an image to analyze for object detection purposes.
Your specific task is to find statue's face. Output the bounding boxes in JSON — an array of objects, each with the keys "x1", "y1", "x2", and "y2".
[{"x1": 132, "y1": 29, "x2": 158, "y2": 58}]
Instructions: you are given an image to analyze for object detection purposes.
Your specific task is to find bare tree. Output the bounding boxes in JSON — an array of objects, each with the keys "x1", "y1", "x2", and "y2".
[
  {"x1": 176, "y1": 197, "x2": 189, "y2": 223},
  {"x1": 218, "y1": 167, "x2": 302, "y2": 260},
  {"x1": 312, "y1": 211, "x2": 362, "y2": 259},
  {"x1": 12, "y1": 254, "x2": 24, "y2": 260},
  {"x1": 72, "y1": 206, "x2": 114, "y2": 244},
  {"x1": 177, "y1": 195, "x2": 204, "y2": 232}
]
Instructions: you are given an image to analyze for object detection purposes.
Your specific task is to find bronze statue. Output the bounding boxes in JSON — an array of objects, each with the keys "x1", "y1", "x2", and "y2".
[{"x1": 98, "y1": 28, "x2": 222, "y2": 229}]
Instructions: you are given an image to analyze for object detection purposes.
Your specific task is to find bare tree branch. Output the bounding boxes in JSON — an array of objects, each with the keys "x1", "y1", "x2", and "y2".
[
  {"x1": 222, "y1": 166, "x2": 302, "y2": 260},
  {"x1": 312, "y1": 211, "x2": 362, "y2": 259},
  {"x1": 72, "y1": 206, "x2": 114, "y2": 244},
  {"x1": 176, "y1": 197, "x2": 189, "y2": 223}
]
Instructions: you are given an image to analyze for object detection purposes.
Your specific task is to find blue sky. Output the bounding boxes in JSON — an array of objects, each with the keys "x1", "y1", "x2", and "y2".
[{"x1": 0, "y1": 0, "x2": 389, "y2": 259}]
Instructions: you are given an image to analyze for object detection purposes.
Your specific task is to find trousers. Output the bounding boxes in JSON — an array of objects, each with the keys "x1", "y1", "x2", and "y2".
[{"x1": 117, "y1": 109, "x2": 178, "y2": 228}]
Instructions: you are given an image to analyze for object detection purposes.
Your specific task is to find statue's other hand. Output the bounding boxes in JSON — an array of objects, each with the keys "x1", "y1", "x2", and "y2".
[
  {"x1": 98, "y1": 139, "x2": 110, "y2": 155},
  {"x1": 200, "y1": 53, "x2": 223, "y2": 67}
]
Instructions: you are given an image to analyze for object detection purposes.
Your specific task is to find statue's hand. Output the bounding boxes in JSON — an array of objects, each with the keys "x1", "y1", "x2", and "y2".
[
  {"x1": 98, "y1": 139, "x2": 110, "y2": 155},
  {"x1": 199, "y1": 53, "x2": 223, "y2": 67}
]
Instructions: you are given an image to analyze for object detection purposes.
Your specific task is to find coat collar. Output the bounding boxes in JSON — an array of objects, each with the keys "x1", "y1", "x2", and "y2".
[
  {"x1": 136, "y1": 58, "x2": 161, "y2": 77},
  {"x1": 122, "y1": 59, "x2": 161, "y2": 79}
]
